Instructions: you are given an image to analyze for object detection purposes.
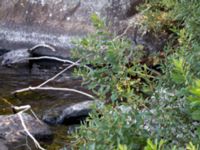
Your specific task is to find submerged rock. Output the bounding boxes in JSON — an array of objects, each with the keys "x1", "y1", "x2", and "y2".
[
  {"x1": 43, "y1": 101, "x2": 94, "y2": 125},
  {"x1": 0, "y1": 113, "x2": 52, "y2": 149}
]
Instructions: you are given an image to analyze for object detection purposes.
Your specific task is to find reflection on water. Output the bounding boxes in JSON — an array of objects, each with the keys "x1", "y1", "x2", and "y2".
[
  {"x1": 0, "y1": 64, "x2": 90, "y2": 149},
  {"x1": 0, "y1": 65, "x2": 89, "y2": 115}
]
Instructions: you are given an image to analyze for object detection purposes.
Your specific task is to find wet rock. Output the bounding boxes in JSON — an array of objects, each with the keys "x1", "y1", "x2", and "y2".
[
  {"x1": 43, "y1": 101, "x2": 94, "y2": 125},
  {"x1": 0, "y1": 113, "x2": 53, "y2": 149}
]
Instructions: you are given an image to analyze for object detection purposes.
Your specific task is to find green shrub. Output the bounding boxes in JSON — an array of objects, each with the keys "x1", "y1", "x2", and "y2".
[
  {"x1": 72, "y1": 14, "x2": 156, "y2": 104},
  {"x1": 70, "y1": 1, "x2": 200, "y2": 149},
  {"x1": 140, "y1": 0, "x2": 200, "y2": 146},
  {"x1": 71, "y1": 104, "x2": 149, "y2": 150}
]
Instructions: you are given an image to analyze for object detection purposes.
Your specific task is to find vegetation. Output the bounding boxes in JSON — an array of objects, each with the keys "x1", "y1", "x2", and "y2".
[
  {"x1": 70, "y1": 0, "x2": 200, "y2": 149},
  {"x1": 72, "y1": 14, "x2": 156, "y2": 105}
]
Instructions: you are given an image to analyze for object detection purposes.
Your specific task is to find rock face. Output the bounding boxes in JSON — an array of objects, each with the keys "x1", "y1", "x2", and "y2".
[
  {"x1": 117, "y1": 14, "x2": 168, "y2": 52},
  {"x1": 0, "y1": 0, "x2": 143, "y2": 52},
  {"x1": 43, "y1": 101, "x2": 94, "y2": 125},
  {"x1": 0, "y1": 113, "x2": 52, "y2": 149},
  {"x1": 0, "y1": 0, "x2": 168, "y2": 66}
]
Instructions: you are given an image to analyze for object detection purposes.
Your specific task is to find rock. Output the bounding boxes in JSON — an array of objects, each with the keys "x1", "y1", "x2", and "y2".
[
  {"x1": 0, "y1": 140, "x2": 8, "y2": 150},
  {"x1": 0, "y1": 49, "x2": 10, "y2": 56},
  {"x1": 43, "y1": 101, "x2": 94, "y2": 125},
  {"x1": 0, "y1": 113, "x2": 53, "y2": 149},
  {"x1": 0, "y1": 0, "x2": 143, "y2": 52},
  {"x1": 117, "y1": 14, "x2": 168, "y2": 52},
  {"x1": 0, "y1": 48, "x2": 30, "y2": 66},
  {"x1": 0, "y1": 44, "x2": 57, "y2": 66}
]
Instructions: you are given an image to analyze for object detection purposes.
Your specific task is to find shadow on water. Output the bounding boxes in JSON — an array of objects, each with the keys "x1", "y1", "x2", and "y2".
[{"x1": 0, "y1": 63, "x2": 90, "y2": 149}]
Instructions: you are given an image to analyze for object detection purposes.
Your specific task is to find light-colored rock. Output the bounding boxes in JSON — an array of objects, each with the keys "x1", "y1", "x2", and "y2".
[
  {"x1": 0, "y1": 113, "x2": 52, "y2": 148},
  {"x1": 0, "y1": 0, "x2": 143, "y2": 51}
]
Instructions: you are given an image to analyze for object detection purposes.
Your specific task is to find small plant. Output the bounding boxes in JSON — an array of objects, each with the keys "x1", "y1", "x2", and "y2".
[
  {"x1": 144, "y1": 139, "x2": 199, "y2": 150},
  {"x1": 144, "y1": 139, "x2": 166, "y2": 150}
]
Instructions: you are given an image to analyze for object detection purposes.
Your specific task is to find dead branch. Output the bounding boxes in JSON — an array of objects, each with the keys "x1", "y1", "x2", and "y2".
[
  {"x1": 13, "y1": 86, "x2": 95, "y2": 100},
  {"x1": 18, "y1": 56, "x2": 91, "y2": 70},
  {"x1": 12, "y1": 55, "x2": 95, "y2": 99},
  {"x1": 21, "y1": 56, "x2": 77, "y2": 64},
  {"x1": 29, "y1": 43, "x2": 56, "y2": 52},
  {"x1": 13, "y1": 105, "x2": 46, "y2": 150},
  {"x1": 113, "y1": 24, "x2": 132, "y2": 41},
  {"x1": 37, "y1": 58, "x2": 82, "y2": 88}
]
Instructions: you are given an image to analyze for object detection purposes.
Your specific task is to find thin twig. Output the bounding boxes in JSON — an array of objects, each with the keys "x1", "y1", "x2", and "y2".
[
  {"x1": 13, "y1": 86, "x2": 95, "y2": 100},
  {"x1": 19, "y1": 56, "x2": 77, "y2": 64},
  {"x1": 17, "y1": 56, "x2": 91, "y2": 70},
  {"x1": 37, "y1": 58, "x2": 82, "y2": 88},
  {"x1": 12, "y1": 55, "x2": 95, "y2": 99},
  {"x1": 13, "y1": 105, "x2": 46, "y2": 150},
  {"x1": 29, "y1": 43, "x2": 56, "y2": 52},
  {"x1": 113, "y1": 24, "x2": 132, "y2": 41}
]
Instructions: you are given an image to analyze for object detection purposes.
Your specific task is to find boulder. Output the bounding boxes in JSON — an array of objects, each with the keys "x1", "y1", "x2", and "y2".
[
  {"x1": 0, "y1": 44, "x2": 58, "y2": 66},
  {"x1": 0, "y1": 113, "x2": 53, "y2": 149},
  {"x1": 43, "y1": 101, "x2": 94, "y2": 125},
  {"x1": 0, "y1": 0, "x2": 143, "y2": 52}
]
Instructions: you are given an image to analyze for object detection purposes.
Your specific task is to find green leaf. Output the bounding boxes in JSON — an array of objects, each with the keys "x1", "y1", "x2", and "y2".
[
  {"x1": 190, "y1": 88, "x2": 200, "y2": 97},
  {"x1": 191, "y1": 110, "x2": 200, "y2": 120},
  {"x1": 117, "y1": 144, "x2": 128, "y2": 150},
  {"x1": 144, "y1": 139, "x2": 157, "y2": 150}
]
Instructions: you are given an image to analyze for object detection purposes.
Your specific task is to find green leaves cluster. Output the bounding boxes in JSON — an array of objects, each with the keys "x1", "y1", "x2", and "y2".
[
  {"x1": 72, "y1": 105, "x2": 148, "y2": 150},
  {"x1": 142, "y1": 0, "x2": 200, "y2": 146},
  {"x1": 70, "y1": 1, "x2": 200, "y2": 149},
  {"x1": 72, "y1": 14, "x2": 155, "y2": 104},
  {"x1": 144, "y1": 139, "x2": 199, "y2": 150}
]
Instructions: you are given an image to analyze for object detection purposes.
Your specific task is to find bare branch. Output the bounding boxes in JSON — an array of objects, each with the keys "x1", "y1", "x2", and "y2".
[
  {"x1": 18, "y1": 56, "x2": 92, "y2": 70},
  {"x1": 37, "y1": 58, "x2": 82, "y2": 88},
  {"x1": 22, "y1": 56, "x2": 77, "y2": 64},
  {"x1": 29, "y1": 43, "x2": 56, "y2": 52},
  {"x1": 13, "y1": 105, "x2": 46, "y2": 150},
  {"x1": 12, "y1": 55, "x2": 95, "y2": 100},
  {"x1": 13, "y1": 86, "x2": 95, "y2": 100},
  {"x1": 113, "y1": 24, "x2": 132, "y2": 41}
]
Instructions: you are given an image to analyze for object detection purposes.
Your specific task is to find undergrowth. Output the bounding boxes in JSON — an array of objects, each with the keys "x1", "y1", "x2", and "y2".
[{"x1": 70, "y1": 0, "x2": 200, "y2": 149}]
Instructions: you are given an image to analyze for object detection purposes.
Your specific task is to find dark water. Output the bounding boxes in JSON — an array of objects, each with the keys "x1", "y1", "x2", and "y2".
[{"x1": 0, "y1": 64, "x2": 89, "y2": 149}]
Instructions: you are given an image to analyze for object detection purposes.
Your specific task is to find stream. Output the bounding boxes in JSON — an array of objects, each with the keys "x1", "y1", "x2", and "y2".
[{"x1": 0, "y1": 62, "x2": 89, "y2": 149}]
